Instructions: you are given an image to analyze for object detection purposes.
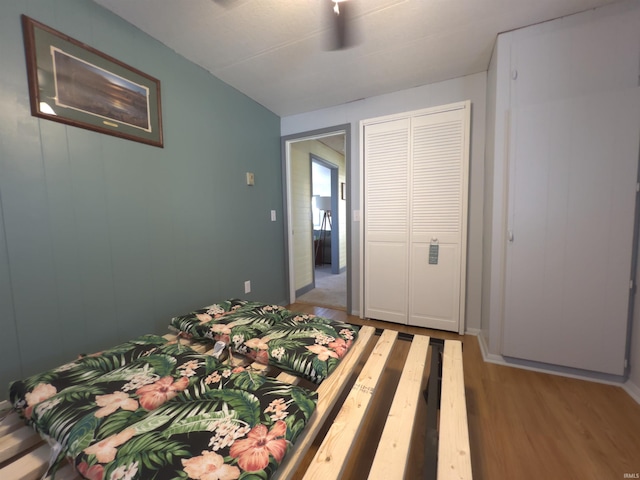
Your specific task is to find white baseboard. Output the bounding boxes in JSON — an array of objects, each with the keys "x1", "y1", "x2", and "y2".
[
  {"x1": 475, "y1": 329, "x2": 503, "y2": 363},
  {"x1": 623, "y1": 380, "x2": 640, "y2": 404},
  {"x1": 472, "y1": 329, "x2": 639, "y2": 405}
]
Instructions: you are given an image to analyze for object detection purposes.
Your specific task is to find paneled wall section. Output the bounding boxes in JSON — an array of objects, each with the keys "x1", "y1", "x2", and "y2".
[{"x1": 0, "y1": 0, "x2": 283, "y2": 399}]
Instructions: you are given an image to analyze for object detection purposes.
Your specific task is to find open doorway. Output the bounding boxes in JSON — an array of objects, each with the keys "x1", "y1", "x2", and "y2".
[
  {"x1": 311, "y1": 156, "x2": 339, "y2": 273},
  {"x1": 282, "y1": 125, "x2": 351, "y2": 312}
]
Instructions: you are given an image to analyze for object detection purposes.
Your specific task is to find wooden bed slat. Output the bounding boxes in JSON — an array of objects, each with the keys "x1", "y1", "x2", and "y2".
[
  {"x1": 0, "y1": 426, "x2": 43, "y2": 464},
  {"x1": 437, "y1": 340, "x2": 472, "y2": 480},
  {"x1": 368, "y1": 334, "x2": 430, "y2": 480},
  {"x1": 273, "y1": 325, "x2": 377, "y2": 480},
  {"x1": 276, "y1": 371, "x2": 301, "y2": 385},
  {"x1": 0, "y1": 443, "x2": 49, "y2": 480},
  {"x1": 303, "y1": 329, "x2": 399, "y2": 479},
  {"x1": 0, "y1": 412, "x2": 23, "y2": 437}
]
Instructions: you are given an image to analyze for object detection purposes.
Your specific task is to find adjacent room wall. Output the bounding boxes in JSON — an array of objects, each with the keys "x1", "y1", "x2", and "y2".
[
  {"x1": 282, "y1": 72, "x2": 487, "y2": 331},
  {"x1": 0, "y1": 0, "x2": 284, "y2": 400},
  {"x1": 289, "y1": 139, "x2": 347, "y2": 294}
]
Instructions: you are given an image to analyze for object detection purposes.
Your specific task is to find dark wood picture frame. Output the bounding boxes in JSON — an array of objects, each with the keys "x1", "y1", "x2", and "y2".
[{"x1": 21, "y1": 15, "x2": 163, "y2": 148}]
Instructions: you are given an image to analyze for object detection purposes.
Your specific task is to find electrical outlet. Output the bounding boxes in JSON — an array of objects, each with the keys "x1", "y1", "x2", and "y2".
[{"x1": 244, "y1": 280, "x2": 251, "y2": 294}]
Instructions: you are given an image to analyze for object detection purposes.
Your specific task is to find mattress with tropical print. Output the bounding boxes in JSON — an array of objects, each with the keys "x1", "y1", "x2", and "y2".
[
  {"x1": 170, "y1": 300, "x2": 360, "y2": 383},
  {"x1": 9, "y1": 333, "x2": 318, "y2": 480}
]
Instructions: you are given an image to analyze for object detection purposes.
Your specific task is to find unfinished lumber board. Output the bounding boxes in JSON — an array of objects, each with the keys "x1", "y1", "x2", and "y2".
[
  {"x1": 368, "y1": 334, "x2": 430, "y2": 480},
  {"x1": 273, "y1": 325, "x2": 377, "y2": 480},
  {"x1": 437, "y1": 340, "x2": 472, "y2": 480},
  {"x1": 0, "y1": 442, "x2": 49, "y2": 480},
  {"x1": 0, "y1": 400, "x2": 11, "y2": 417},
  {"x1": 0, "y1": 425, "x2": 42, "y2": 464},
  {"x1": 0, "y1": 412, "x2": 23, "y2": 437},
  {"x1": 162, "y1": 333, "x2": 209, "y2": 353},
  {"x1": 276, "y1": 371, "x2": 301, "y2": 385},
  {"x1": 303, "y1": 329, "x2": 398, "y2": 480}
]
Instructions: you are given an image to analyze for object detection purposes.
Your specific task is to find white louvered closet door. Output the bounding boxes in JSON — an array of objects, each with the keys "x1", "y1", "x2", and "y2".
[
  {"x1": 363, "y1": 118, "x2": 410, "y2": 324},
  {"x1": 363, "y1": 103, "x2": 470, "y2": 332},
  {"x1": 409, "y1": 109, "x2": 469, "y2": 331}
]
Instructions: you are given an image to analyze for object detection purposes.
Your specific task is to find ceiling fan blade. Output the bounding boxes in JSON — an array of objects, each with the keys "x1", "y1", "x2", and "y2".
[{"x1": 326, "y1": 1, "x2": 358, "y2": 50}]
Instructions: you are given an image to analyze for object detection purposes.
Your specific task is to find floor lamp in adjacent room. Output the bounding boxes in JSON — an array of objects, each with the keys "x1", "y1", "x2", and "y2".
[{"x1": 315, "y1": 196, "x2": 332, "y2": 265}]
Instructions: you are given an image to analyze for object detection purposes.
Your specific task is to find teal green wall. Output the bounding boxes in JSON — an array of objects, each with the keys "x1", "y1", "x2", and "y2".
[{"x1": 0, "y1": 0, "x2": 285, "y2": 400}]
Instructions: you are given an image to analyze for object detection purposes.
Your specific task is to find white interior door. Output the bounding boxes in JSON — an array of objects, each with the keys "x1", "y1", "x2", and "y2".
[
  {"x1": 409, "y1": 109, "x2": 469, "y2": 331},
  {"x1": 502, "y1": 88, "x2": 640, "y2": 375},
  {"x1": 363, "y1": 103, "x2": 470, "y2": 331},
  {"x1": 363, "y1": 118, "x2": 410, "y2": 324}
]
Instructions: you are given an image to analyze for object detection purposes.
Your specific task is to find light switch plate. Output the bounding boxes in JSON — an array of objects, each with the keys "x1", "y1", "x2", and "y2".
[{"x1": 246, "y1": 172, "x2": 255, "y2": 186}]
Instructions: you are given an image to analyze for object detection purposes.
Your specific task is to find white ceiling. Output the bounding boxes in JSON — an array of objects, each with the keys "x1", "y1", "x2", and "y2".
[{"x1": 93, "y1": 0, "x2": 618, "y2": 117}]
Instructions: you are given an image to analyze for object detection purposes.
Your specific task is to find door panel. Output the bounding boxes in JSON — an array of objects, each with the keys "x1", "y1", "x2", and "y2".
[
  {"x1": 409, "y1": 242, "x2": 460, "y2": 330},
  {"x1": 503, "y1": 88, "x2": 640, "y2": 375},
  {"x1": 365, "y1": 241, "x2": 408, "y2": 324},
  {"x1": 364, "y1": 118, "x2": 410, "y2": 324}
]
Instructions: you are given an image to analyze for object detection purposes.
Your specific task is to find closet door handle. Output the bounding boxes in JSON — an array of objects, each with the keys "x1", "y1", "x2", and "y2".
[{"x1": 508, "y1": 230, "x2": 514, "y2": 242}]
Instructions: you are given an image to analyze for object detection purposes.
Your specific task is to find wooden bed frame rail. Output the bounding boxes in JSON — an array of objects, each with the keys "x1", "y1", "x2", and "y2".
[{"x1": 0, "y1": 327, "x2": 471, "y2": 480}]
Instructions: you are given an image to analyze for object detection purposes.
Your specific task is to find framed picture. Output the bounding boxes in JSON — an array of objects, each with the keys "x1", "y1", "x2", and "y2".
[{"x1": 21, "y1": 15, "x2": 163, "y2": 147}]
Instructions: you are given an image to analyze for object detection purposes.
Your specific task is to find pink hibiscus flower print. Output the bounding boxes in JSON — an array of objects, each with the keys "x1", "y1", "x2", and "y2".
[
  {"x1": 229, "y1": 420, "x2": 288, "y2": 472},
  {"x1": 94, "y1": 391, "x2": 139, "y2": 418},
  {"x1": 246, "y1": 349, "x2": 269, "y2": 365},
  {"x1": 24, "y1": 383, "x2": 57, "y2": 419},
  {"x1": 244, "y1": 338, "x2": 269, "y2": 350},
  {"x1": 196, "y1": 313, "x2": 213, "y2": 323},
  {"x1": 181, "y1": 450, "x2": 240, "y2": 480},
  {"x1": 327, "y1": 337, "x2": 351, "y2": 359},
  {"x1": 210, "y1": 324, "x2": 232, "y2": 344},
  {"x1": 306, "y1": 344, "x2": 339, "y2": 362},
  {"x1": 136, "y1": 376, "x2": 189, "y2": 410},
  {"x1": 83, "y1": 428, "x2": 135, "y2": 463},
  {"x1": 76, "y1": 461, "x2": 104, "y2": 480}
]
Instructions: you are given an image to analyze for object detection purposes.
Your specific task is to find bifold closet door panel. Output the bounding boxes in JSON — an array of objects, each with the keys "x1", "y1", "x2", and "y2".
[
  {"x1": 502, "y1": 87, "x2": 640, "y2": 375},
  {"x1": 365, "y1": 240, "x2": 409, "y2": 324},
  {"x1": 408, "y1": 109, "x2": 469, "y2": 331},
  {"x1": 364, "y1": 118, "x2": 410, "y2": 324},
  {"x1": 409, "y1": 242, "x2": 461, "y2": 330}
]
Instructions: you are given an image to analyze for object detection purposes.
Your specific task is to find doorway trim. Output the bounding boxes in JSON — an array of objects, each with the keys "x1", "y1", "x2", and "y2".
[{"x1": 281, "y1": 124, "x2": 352, "y2": 313}]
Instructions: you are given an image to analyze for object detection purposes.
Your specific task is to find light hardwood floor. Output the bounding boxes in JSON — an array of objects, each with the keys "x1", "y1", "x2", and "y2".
[{"x1": 287, "y1": 303, "x2": 640, "y2": 480}]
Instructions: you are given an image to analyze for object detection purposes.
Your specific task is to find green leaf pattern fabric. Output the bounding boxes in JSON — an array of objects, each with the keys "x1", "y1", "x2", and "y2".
[
  {"x1": 237, "y1": 312, "x2": 360, "y2": 384},
  {"x1": 9, "y1": 334, "x2": 173, "y2": 422},
  {"x1": 8, "y1": 333, "x2": 318, "y2": 480},
  {"x1": 170, "y1": 301, "x2": 288, "y2": 347},
  {"x1": 74, "y1": 366, "x2": 317, "y2": 479},
  {"x1": 170, "y1": 301, "x2": 360, "y2": 384}
]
